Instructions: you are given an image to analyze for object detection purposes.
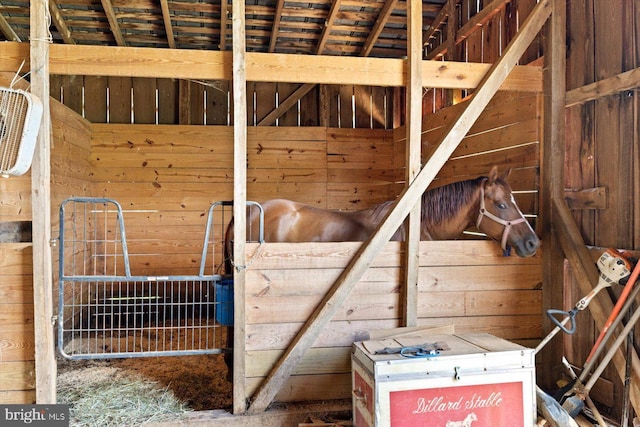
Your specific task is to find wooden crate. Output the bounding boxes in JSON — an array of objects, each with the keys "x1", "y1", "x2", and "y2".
[{"x1": 351, "y1": 333, "x2": 536, "y2": 427}]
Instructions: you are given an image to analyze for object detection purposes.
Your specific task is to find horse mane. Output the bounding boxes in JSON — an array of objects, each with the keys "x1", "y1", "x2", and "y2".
[
  {"x1": 421, "y1": 176, "x2": 486, "y2": 226},
  {"x1": 354, "y1": 200, "x2": 394, "y2": 226}
]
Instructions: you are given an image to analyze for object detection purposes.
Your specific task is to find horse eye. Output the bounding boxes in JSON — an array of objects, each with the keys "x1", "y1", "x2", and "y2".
[{"x1": 497, "y1": 203, "x2": 507, "y2": 210}]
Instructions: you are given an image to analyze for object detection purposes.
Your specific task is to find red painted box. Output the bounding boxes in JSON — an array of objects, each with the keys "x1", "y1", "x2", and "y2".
[{"x1": 351, "y1": 333, "x2": 536, "y2": 427}]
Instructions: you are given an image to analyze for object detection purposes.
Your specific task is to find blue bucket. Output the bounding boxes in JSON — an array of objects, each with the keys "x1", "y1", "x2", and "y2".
[{"x1": 215, "y1": 279, "x2": 234, "y2": 326}]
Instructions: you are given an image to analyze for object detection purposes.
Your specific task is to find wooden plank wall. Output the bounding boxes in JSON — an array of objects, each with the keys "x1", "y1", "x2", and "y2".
[
  {"x1": 395, "y1": 90, "x2": 541, "y2": 228},
  {"x1": 0, "y1": 243, "x2": 35, "y2": 403},
  {"x1": 243, "y1": 240, "x2": 542, "y2": 403},
  {"x1": 564, "y1": 0, "x2": 639, "y2": 417},
  {"x1": 89, "y1": 125, "x2": 397, "y2": 276},
  {"x1": 50, "y1": 77, "x2": 394, "y2": 129},
  {"x1": 0, "y1": 73, "x2": 93, "y2": 403}
]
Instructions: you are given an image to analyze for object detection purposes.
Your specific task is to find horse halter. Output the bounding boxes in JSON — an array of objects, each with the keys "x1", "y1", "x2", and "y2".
[{"x1": 476, "y1": 179, "x2": 528, "y2": 251}]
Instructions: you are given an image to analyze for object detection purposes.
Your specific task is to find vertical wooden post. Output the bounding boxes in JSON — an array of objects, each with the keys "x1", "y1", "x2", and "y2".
[
  {"x1": 231, "y1": 0, "x2": 248, "y2": 415},
  {"x1": 403, "y1": 0, "x2": 422, "y2": 327},
  {"x1": 30, "y1": 0, "x2": 56, "y2": 403},
  {"x1": 445, "y1": 0, "x2": 460, "y2": 106},
  {"x1": 539, "y1": 0, "x2": 566, "y2": 388}
]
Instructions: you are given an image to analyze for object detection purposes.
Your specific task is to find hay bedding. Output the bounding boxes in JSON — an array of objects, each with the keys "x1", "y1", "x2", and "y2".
[
  {"x1": 58, "y1": 318, "x2": 232, "y2": 425},
  {"x1": 57, "y1": 353, "x2": 232, "y2": 426}
]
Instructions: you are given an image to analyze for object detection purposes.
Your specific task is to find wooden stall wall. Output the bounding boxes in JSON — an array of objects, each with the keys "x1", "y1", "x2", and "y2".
[
  {"x1": 88, "y1": 125, "x2": 396, "y2": 277},
  {"x1": 394, "y1": 90, "x2": 541, "y2": 227},
  {"x1": 564, "y1": 0, "x2": 640, "y2": 418},
  {"x1": 0, "y1": 72, "x2": 92, "y2": 403},
  {"x1": 243, "y1": 240, "x2": 542, "y2": 403},
  {"x1": 242, "y1": 88, "x2": 543, "y2": 404}
]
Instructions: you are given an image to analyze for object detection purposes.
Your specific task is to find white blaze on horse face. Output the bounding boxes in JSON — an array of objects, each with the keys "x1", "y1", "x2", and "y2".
[{"x1": 505, "y1": 193, "x2": 540, "y2": 256}]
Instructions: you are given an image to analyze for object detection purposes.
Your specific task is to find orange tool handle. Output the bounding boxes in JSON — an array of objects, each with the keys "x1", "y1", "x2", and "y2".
[{"x1": 585, "y1": 252, "x2": 640, "y2": 365}]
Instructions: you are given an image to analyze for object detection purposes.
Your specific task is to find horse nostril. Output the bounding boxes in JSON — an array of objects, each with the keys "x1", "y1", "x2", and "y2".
[{"x1": 526, "y1": 237, "x2": 540, "y2": 251}]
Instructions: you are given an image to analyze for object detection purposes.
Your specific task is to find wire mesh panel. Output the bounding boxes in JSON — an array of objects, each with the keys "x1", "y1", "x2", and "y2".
[{"x1": 57, "y1": 198, "x2": 234, "y2": 360}]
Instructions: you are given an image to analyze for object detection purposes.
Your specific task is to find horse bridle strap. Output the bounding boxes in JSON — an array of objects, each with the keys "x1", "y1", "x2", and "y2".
[{"x1": 476, "y1": 179, "x2": 527, "y2": 250}]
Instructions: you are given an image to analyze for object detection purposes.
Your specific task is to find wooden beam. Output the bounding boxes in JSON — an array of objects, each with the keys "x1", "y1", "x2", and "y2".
[
  {"x1": 0, "y1": 42, "x2": 542, "y2": 91},
  {"x1": 445, "y1": 0, "x2": 457, "y2": 61},
  {"x1": 445, "y1": 0, "x2": 459, "y2": 105},
  {"x1": 427, "y1": 0, "x2": 511, "y2": 59},
  {"x1": 315, "y1": 0, "x2": 342, "y2": 55},
  {"x1": 564, "y1": 187, "x2": 607, "y2": 210},
  {"x1": 425, "y1": 42, "x2": 447, "y2": 60},
  {"x1": 101, "y1": 0, "x2": 127, "y2": 47},
  {"x1": 403, "y1": 0, "x2": 421, "y2": 327},
  {"x1": 246, "y1": 0, "x2": 552, "y2": 414},
  {"x1": 220, "y1": 0, "x2": 228, "y2": 50},
  {"x1": 553, "y1": 198, "x2": 598, "y2": 283},
  {"x1": 422, "y1": 0, "x2": 450, "y2": 47},
  {"x1": 257, "y1": 83, "x2": 315, "y2": 126},
  {"x1": 30, "y1": 0, "x2": 56, "y2": 404},
  {"x1": 565, "y1": 67, "x2": 640, "y2": 107},
  {"x1": 360, "y1": 0, "x2": 398, "y2": 57},
  {"x1": 231, "y1": 0, "x2": 248, "y2": 415},
  {"x1": 159, "y1": 0, "x2": 176, "y2": 49},
  {"x1": 539, "y1": 0, "x2": 566, "y2": 391},
  {"x1": 0, "y1": 9, "x2": 20, "y2": 42},
  {"x1": 48, "y1": 1, "x2": 74, "y2": 44},
  {"x1": 268, "y1": 0, "x2": 285, "y2": 53},
  {"x1": 455, "y1": 0, "x2": 510, "y2": 44}
]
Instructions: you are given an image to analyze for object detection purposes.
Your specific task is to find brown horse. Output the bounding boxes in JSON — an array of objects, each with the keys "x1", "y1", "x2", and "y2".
[
  {"x1": 224, "y1": 166, "x2": 540, "y2": 270},
  {"x1": 221, "y1": 166, "x2": 540, "y2": 380}
]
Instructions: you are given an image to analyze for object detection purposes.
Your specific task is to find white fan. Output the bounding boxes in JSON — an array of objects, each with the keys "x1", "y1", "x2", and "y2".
[{"x1": 0, "y1": 87, "x2": 43, "y2": 177}]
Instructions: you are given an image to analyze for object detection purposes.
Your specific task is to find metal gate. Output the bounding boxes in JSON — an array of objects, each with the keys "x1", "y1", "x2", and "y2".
[{"x1": 57, "y1": 197, "x2": 262, "y2": 360}]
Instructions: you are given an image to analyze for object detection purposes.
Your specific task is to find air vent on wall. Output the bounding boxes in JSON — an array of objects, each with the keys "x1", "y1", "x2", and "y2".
[{"x1": 0, "y1": 87, "x2": 43, "y2": 177}]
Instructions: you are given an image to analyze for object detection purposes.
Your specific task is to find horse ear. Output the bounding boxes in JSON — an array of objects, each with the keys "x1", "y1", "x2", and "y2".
[
  {"x1": 499, "y1": 168, "x2": 512, "y2": 182},
  {"x1": 488, "y1": 166, "x2": 499, "y2": 184}
]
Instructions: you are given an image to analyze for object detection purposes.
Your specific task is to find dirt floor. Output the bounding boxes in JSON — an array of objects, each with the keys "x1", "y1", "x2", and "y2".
[{"x1": 114, "y1": 354, "x2": 232, "y2": 411}]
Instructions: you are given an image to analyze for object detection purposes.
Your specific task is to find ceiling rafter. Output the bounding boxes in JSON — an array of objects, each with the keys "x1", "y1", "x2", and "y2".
[
  {"x1": 360, "y1": 0, "x2": 398, "y2": 57},
  {"x1": 315, "y1": 0, "x2": 342, "y2": 55},
  {"x1": 257, "y1": 0, "x2": 417, "y2": 126},
  {"x1": 220, "y1": 0, "x2": 228, "y2": 51},
  {"x1": 0, "y1": 0, "x2": 459, "y2": 59},
  {"x1": 0, "y1": 1, "x2": 20, "y2": 42},
  {"x1": 159, "y1": 0, "x2": 176, "y2": 48},
  {"x1": 100, "y1": 0, "x2": 127, "y2": 47},
  {"x1": 268, "y1": 0, "x2": 285, "y2": 53},
  {"x1": 49, "y1": 2, "x2": 75, "y2": 44}
]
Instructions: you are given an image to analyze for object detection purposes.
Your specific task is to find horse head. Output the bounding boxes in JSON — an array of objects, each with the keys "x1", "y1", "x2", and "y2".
[{"x1": 476, "y1": 166, "x2": 540, "y2": 257}]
